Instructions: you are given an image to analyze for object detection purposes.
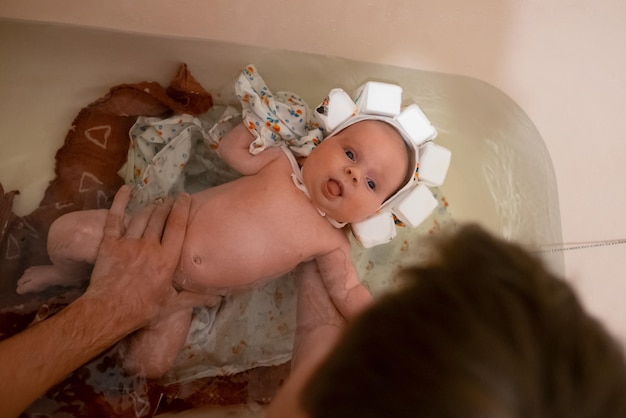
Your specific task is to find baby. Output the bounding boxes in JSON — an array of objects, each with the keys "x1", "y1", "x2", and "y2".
[{"x1": 17, "y1": 67, "x2": 441, "y2": 377}]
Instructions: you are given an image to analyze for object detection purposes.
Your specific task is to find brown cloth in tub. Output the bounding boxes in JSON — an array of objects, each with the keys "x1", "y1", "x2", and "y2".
[
  {"x1": 0, "y1": 64, "x2": 288, "y2": 417},
  {"x1": 0, "y1": 63, "x2": 212, "y2": 304}
]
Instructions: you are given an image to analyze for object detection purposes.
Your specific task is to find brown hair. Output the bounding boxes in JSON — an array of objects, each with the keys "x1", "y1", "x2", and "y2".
[{"x1": 301, "y1": 224, "x2": 626, "y2": 418}]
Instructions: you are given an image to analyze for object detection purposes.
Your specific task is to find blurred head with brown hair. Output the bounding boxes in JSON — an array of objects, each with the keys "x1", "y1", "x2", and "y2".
[{"x1": 301, "y1": 224, "x2": 626, "y2": 418}]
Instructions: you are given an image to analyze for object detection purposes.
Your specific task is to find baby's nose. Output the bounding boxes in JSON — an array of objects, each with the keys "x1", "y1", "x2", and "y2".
[{"x1": 345, "y1": 166, "x2": 361, "y2": 185}]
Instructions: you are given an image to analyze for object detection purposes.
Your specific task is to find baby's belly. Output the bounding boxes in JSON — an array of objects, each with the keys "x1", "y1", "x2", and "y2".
[
  {"x1": 174, "y1": 205, "x2": 312, "y2": 294},
  {"x1": 174, "y1": 242, "x2": 303, "y2": 295},
  {"x1": 173, "y1": 168, "x2": 326, "y2": 295}
]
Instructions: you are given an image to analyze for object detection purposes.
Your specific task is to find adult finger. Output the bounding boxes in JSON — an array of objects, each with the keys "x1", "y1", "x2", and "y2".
[
  {"x1": 175, "y1": 291, "x2": 222, "y2": 310},
  {"x1": 142, "y1": 197, "x2": 175, "y2": 240},
  {"x1": 103, "y1": 185, "x2": 132, "y2": 239},
  {"x1": 125, "y1": 202, "x2": 158, "y2": 239},
  {"x1": 159, "y1": 193, "x2": 191, "y2": 257}
]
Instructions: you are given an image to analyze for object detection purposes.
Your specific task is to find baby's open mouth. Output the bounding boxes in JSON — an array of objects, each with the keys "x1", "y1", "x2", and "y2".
[{"x1": 326, "y1": 179, "x2": 343, "y2": 197}]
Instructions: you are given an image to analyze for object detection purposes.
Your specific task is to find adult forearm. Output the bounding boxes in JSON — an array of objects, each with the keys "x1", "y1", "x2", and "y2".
[
  {"x1": 0, "y1": 187, "x2": 191, "y2": 417},
  {"x1": 266, "y1": 262, "x2": 346, "y2": 417},
  {"x1": 0, "y1": 295, "x2": 141, "y2": 417}
]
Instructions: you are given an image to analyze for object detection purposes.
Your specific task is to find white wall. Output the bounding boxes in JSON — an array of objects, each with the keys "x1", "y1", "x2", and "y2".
[{"x1": 1, "y1": 0, "x2": 625, "y2": 339}]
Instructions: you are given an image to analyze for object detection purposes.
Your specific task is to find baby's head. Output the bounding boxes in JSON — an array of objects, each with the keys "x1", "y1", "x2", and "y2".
[
  {"x1": 301, "y1": 119, "x2": 412, "y2": 224},
  {"x1": 298, "y1": 81, "x2": 445, "y2": 247}
]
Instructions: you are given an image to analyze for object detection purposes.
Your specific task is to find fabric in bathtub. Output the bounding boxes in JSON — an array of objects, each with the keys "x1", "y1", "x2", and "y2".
[{"x1": 0, "y1": 64, "x2": 454, "y2": 416}]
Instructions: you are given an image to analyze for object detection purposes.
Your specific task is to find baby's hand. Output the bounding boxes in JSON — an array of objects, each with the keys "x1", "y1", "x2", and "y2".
[{"x1": 217, "y1": 123, "x2": 283, "y2": 175}]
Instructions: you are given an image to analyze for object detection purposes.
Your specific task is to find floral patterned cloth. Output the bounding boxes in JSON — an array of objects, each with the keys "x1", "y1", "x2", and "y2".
[
  {"x1": 119, "y1": 65, "x2": 329, "y2": 211},
  {"x1": 234, "y1": 65, "x2": 324, "y2": 157},
  {"x1": 115, "y1": 65, "x2": 455, "y2": 384}
]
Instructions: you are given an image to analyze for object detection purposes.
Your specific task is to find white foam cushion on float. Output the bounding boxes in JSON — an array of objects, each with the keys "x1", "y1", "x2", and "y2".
[
  {"x1": 351, "y1": 211, "x2": 397, "y2": 248},
  {"x1": 354, "y1": 82, "x2": 402, "y2": 117},
  {"x1": 395, "y1": 104, "x2": 437, "y2": 145},
  {"x1": 392, "y1": 183, "x2": 438, "y2": 228},
  {"x1": 323, "y1": 89, "x2": 358, "y2": 131},
  {"x1": 418, "y1": 142, "x2": 451, "y2": 187}
]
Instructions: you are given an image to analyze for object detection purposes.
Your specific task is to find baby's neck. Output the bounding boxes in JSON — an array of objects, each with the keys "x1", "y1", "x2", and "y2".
[{"x1": 280, "y1": 145, "x2": 346, "y2": 229}]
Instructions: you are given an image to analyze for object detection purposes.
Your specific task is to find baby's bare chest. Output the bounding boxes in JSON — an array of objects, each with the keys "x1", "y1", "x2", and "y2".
[{"x1": 178, "y1": 170, "x2": 343, "y2": 289}]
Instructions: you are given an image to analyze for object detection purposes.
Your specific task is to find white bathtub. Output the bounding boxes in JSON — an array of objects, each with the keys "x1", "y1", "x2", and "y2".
[
  {"x1": 0, "y1": 19, "x2": 564, "y2": 416},
  {"x1": 0, "y1": 19, "x2": 563, "y2": 262}
]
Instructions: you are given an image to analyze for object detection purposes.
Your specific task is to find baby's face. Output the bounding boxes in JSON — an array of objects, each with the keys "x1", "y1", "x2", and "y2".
[{"x1": 302, "y1": 120, "x2": 409, "y2": 223}]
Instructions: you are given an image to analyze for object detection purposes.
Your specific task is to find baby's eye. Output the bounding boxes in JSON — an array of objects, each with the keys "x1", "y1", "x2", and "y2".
[
  {"x1": 345, "y1": 149, "x2": 355, "y2": 160},
  {"x1": 367, "y1": 179, "x2": 376, "y2": 190}
]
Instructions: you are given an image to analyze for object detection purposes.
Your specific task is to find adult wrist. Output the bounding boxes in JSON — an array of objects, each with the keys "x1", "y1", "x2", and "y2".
[{"x1": 75, "y1": 290, "x2": 150, "y2": 342}]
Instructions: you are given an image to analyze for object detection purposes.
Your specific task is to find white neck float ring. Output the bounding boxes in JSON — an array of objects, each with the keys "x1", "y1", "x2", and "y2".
[{"x1": 314, "y1": 81, "x2": 451, "y2": 248}]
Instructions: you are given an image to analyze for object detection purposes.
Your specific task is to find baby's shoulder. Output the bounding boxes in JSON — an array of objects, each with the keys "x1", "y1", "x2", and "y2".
[{"x1": 303, "y1": 223, "x2": 351, "y2": 253}]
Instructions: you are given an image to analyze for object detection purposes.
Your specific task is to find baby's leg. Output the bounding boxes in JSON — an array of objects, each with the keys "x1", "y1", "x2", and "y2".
[
  {"x1": 122, "y1": 292, "x2": 222, "y2": 378},
  {"x1": 122, "y1": 308, "x2": 194, "y2": 379},
  {"x1": 16, "y1": 209, "x2": 110, "y2": 294}
]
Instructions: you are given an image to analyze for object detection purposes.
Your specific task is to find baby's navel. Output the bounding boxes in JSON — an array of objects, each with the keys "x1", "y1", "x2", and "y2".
[{"x1": 193, "y1": 254, "x2": 203, "y2": 265}]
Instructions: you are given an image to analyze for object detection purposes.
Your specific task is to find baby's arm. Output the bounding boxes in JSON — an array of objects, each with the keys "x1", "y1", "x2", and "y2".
[
  {"x1": 315, "y1": 245, "x2": 373, "y2": 319},
  {"x1": 216, "y1": 123, "x2": 284, "y2": 175}
]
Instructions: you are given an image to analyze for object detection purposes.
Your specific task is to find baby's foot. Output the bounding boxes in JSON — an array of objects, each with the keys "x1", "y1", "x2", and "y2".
[{"x1": 16, "y1": 265, "x2": 66, "y2": 294}]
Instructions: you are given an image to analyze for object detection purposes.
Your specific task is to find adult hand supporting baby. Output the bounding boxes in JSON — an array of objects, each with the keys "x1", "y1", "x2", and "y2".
[
  {"x1": 0, "y1": 185, "x2": 192, "y2": 418},
  {"x1": 266, "y1": 261, "x2": 347, "y2": 418},
  {"x1": 84, "y1": 185, "x2": 194, "y2": 322}
]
